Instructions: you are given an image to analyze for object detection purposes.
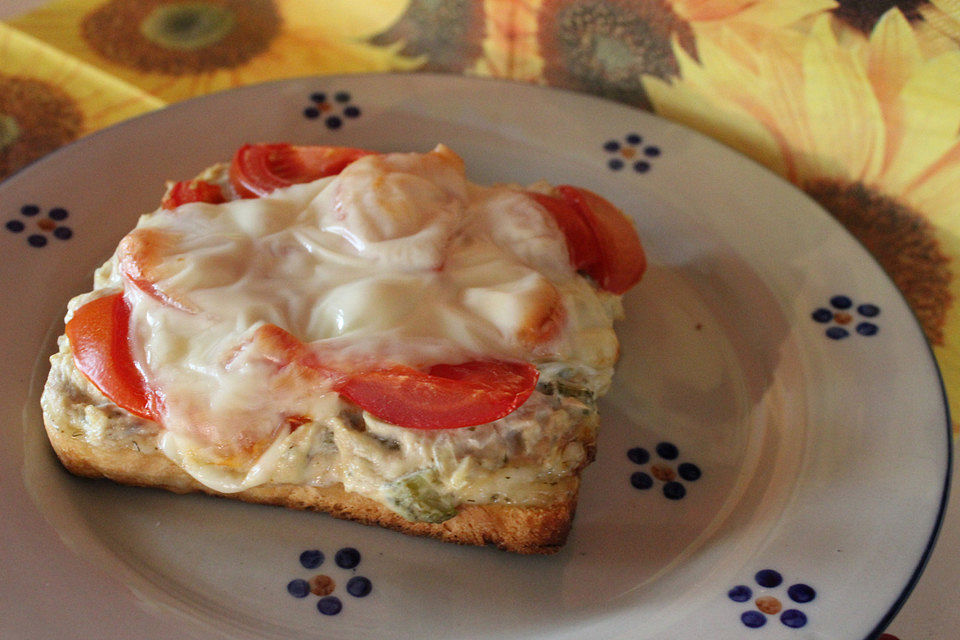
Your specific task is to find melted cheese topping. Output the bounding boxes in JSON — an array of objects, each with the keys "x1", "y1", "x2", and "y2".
[{"x1": 94, "y1": 145, "x2": 622, "y2": 494}]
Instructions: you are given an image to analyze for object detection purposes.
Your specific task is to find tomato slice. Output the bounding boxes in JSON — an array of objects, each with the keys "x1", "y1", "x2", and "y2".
[
  {"x1": 63, "y1": 296, "x2": 538, "y2": 431},
  {"x1": 229, "y1": 143, "x2": 376, "y2": 198},
  {"x1": 337, "y1": 360, "x2": 539, "y2": 430},
  {"x1": 555, "y1": 185, "x2": 646, "y2": 294},
  {"x1": 116, "y1": 228, "x2": 196, "y2": 312},
  {"x1": 65, "y1": 292, "x2": 162, "y2": 422},
  {"x1": 161, "y1": 179, "x2": 227, "y2": 209},
  {"x1": 528, "y1": 191, "x2": 602, "y2": 272}
]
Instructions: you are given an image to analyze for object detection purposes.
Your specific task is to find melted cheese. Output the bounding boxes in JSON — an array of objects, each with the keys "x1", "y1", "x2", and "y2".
[{"x1": 97, "y1": 145, "x2": 622, "y2": 495}]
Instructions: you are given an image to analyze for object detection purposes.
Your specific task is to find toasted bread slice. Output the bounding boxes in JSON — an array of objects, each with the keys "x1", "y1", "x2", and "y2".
[{"x1": 41, "y1": 145, "x2": 642, "y2": 553}]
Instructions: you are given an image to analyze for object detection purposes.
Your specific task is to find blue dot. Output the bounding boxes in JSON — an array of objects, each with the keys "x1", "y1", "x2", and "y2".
[
  {"x1": 334, "y1": 91, "x2": 351, "y2": 103},
  {"x1": 627, "y1": 447, "x2": 650, "y2": 465},
  {"x1": 633, "y1": 160, "x2": 651, "y2": 173},
  {"x1": 741, "y1": 610, "x2": 767, "y2": 628},
  {"x1": 678, "y1": 462, "x2": 701, "y2": 481},
  {"x1": 317, "y1": 596, "x2": 342, "y2": 615},
  {"x1": 325, "y1": 116, "x2": 343, "y2": 129},
  {"x1": 287, "y1": 578, "x2": 310, "y2": 598},
  {"x1": 344, "y1": 106, "x2": 361, "y2": 118},
  {"x1": 603, "y1": 140, "x2": 620, "y2": 152},
  {"x1": 663, "y1": 481, "x2": 686, "y2": 500},
  {"x1": 643, "y1": 146, "x2": 661, "y2": 157},
  {"x1": 856, "y1": 322, "x2": 879, "y2": 336},
  {"x1": 21, "y1": 204, "x2": 40, "y2": 216},
  {"x1": 48, "y1": 207, "x2": 68, "y2": 221},
  {"x1": 812, "y1": 308, "x2": 833, "y2": 323},
  {"x1": 625, "y1": 133, "x2": 642, "y2": 145},
  {"x1": 830, "y1": 295, "x2": 853, "y2": 309},
  {"x1": 335, "y1": 547, "x2": 361, "y2": 569},
  {"x1": 310, "y1": 92, "x2": 327, "y2": 103},
  {"x1": 53, "y1": 226, "x2": 73, "y2": 240},
  {"x1": 346, "y1": 576, "x2": 372, "y2": 597},
  {"x1": 655, "y1": 442, "x2": 679, "y2": 460},
  {"x1": 780, "y1": 609, "x2": 808, "y2": 628},
  {"x1": 300, "y1": 549, "x2": 324, "y2": 569},
  {"x1": 787, "y1": 583, "x2": 816, "y2": 603},
  {"x1": 755, "y1": 569, "x2": 783, "y2": 588},
  {"x1": 28, "y1": 234, "x2": 47, "y2": 247},
  {"x1": 630, "y1": 471, "x2": 653, "y2": 490},
  {"x1": 728, "y1": 585, "x2": 752, "y2": 602},
  {"x1": 857, "y1": 303, "x2": 880, "y2": 317},
  {"x1": 826, "y1": 326, "x2": 849, "y2": 340},
  {"x1": 303, "y1": 106, "x2": 320, "y2": 119},
  {"x1": 608, "y1": 158, "x2": 624, "y2": 171},
  {"x1": 5, "y1": 220, "x2": 24, "y2": 233}
]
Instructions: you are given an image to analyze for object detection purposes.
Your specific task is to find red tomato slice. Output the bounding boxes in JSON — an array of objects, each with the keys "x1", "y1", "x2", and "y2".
[
  {"x1": 229, "y1": 143, "x2": 376, "y2": 198},
  {"x1": 161, "y1": 179, "x2": 227, "y2": 209},
  {"x1": 65, "y1": 292, "x2": 162, "y2": 422},
  {"x1": 116, "y1": 228, "x2": 195, "y2": 312},
  {"x1": 337, "y1": 360, "x2": 539, "y2": 430},
  {"x1": 528, "y1": 191, "x2": 602, "y2": 272},
  {"x1": 555, "y1": 185, "x2": 646, "y2": 294}
]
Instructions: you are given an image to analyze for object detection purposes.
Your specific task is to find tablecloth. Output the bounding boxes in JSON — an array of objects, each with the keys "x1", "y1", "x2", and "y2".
[{"x1": 1, "y1": 2, "x2": 956, "y2": 639}]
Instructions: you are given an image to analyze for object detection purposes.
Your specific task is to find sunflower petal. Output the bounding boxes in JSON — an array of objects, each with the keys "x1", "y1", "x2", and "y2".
[{"x1": 802, "y1": 16, "x2": 886, "y2": 182}]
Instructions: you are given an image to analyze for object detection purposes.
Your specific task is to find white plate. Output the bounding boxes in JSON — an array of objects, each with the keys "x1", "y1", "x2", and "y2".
[{"x1": 1, "y1": 74, "x2": 950, "y2": 640}]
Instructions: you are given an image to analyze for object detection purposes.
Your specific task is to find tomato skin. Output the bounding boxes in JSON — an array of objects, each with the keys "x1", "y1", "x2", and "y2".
[
  {"x1": 161, "y1": 179, "x2": 227, "y2": 209},
  {"x1": 528, "y1": 191, "x2": 602, "y2": 272},
  {"x1": 337, "y1": 360, "x2": 539, "y2": 430},
  {"x1": 65, "y1": 292, "x2": 162, "y2": 422},
  {"x1": 229, "y1": 143, "x2": 376, "y2": 198},
  {"x1": 555, "y1": 185, "x2": 646, "y2": 294}
]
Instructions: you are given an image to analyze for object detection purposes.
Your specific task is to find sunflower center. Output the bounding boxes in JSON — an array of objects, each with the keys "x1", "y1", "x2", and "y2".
[
  {"x1": 140, "y1": 2, "x2": 236, "y2": 51},
  {"x1": 536, "y1": 0, "x2": 696, "y2": 109},
  {"x1": 593, "y1": 35, "x2": 637, "y2": 74},
  {"x1": 81, "y1": 0, "x2": 282, "y2": 75},
  {"x1": 0, "y1": 114, "x2": 21, "y2": 152},
  {"x1": 0, "y1": 75, "x2": 82, "y2": 179},
  {"x1": 804, "y1": 178, "x2": 953, "y2": 346}
]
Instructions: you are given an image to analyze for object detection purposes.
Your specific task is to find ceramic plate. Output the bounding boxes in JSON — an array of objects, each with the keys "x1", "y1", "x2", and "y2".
[{"x1": 1, "y1": 74, "x2": 950, "y2": 640}]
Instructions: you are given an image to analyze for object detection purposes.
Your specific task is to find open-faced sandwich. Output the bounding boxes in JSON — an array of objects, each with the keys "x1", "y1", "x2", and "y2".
[{"x1": 41, "y1": 143, "x2": 645, "y2": 553}]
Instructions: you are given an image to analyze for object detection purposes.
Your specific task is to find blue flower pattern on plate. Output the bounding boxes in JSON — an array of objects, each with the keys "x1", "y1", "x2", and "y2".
[
  {"x1": 729, "y1": 569, "x2": 816, "y2": 629},
  {"x1": 603, "y1": 133, "x2": 661, "y2": 173},
  {"x1": 286, "y1": 546, "x2": 373, "y2": 617},
  {"x1": 303, "y1": 90, "x2": 362, "y2": 129},
  {"x1": 812, "y1": 295, "x2": 880, "y2": 339},
  {"x1": 5, "y1": 204, "x2": 73, "y2": 247},
  {"x1": 627, "y1": 441, "x2": 701, "y2": 500}
]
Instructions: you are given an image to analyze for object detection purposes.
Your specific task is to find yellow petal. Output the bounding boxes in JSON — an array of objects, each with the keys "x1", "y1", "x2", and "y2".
[
  {"x1": 867, "y1": 9, "x2": 923, "y2": 105},
  {"x1": 801, "y1": 16, "x2": 886, "y2": 183},
  {"x1": 900, "y1": 137, "x2": 960, "y2": 219},
  {"x1": 886, "y1": 52, "x2": 960, "y2": 192}
]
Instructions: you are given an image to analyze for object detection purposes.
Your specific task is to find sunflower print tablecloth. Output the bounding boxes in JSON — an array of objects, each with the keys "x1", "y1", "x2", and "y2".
[{"x1": 0, "y1": 2, "x2": 957, "y2": 638}]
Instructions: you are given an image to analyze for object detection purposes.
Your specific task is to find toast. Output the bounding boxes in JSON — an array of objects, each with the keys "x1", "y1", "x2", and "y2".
[{"x1": 40, "y1": 144, "x2": 645, "y2": 553}]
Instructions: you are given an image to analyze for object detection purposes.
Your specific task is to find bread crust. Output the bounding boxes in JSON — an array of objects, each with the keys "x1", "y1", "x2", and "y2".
[{"x1": 43, "y1": 407, "x2": 577, "y2": 554}]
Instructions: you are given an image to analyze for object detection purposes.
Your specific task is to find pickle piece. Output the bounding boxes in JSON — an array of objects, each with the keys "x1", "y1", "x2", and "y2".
[{"x1": 383, "y1": 469, "x2": 458, "y2": 523}]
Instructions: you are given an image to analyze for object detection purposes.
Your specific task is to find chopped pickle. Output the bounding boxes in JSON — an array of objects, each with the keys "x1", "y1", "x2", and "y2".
[
  {"x1": 383, "y1": 469, "x2": 459, "y2": 523},
  {"x1": 537, "y1": 377, "x2": 596, "y2": 408}
]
